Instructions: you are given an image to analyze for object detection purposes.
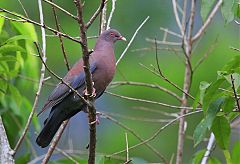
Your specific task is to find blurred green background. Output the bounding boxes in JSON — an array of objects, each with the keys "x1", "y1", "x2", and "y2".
[{"x1": 0, "y1": 0, "x2": 239, "y2": 163}]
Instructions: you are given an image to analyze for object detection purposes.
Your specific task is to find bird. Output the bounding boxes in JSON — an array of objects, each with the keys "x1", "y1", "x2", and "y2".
[{"x1": 36, "y1": 29, "x2": 126, "y2": 148}]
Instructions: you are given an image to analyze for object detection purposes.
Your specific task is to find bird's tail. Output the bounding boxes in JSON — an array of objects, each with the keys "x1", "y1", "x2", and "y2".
[{"x1": 36, "y1": 111, "x2": 63, "y2": 148}]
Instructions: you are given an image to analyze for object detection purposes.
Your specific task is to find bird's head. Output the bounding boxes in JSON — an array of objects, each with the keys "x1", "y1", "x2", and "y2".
[{"x1": 100, "y1": 29, "x2": 126, "y2": 43}]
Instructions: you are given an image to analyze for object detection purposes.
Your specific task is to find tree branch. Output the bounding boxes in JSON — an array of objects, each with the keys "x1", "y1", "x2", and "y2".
[{"x1": 0, "y1": 117, "x2": 14, "y2": 164}]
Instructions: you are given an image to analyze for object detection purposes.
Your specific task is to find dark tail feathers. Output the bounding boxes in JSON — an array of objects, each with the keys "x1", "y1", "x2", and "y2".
[{"x1": 36, "y1": 111, "x2": 62, "y2": 148}]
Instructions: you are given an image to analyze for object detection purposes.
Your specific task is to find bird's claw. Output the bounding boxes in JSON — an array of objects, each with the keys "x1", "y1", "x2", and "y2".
[
  {"x1": 83, "y1": 82, "x2": 96, "y2": 98},
  {"x1": 88, "y1": 112, "x2": 100, "y2": 125}
]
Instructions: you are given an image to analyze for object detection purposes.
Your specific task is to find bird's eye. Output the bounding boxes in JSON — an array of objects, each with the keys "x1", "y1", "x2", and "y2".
[{"x1": 110, "y1": 32, "x2": 115, "y2": 36}]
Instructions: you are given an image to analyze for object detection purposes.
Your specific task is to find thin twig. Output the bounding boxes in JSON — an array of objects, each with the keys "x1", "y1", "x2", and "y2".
[
  {"x1": 86, "y1": 0, "x2": 106, "y2": 29},
  {"x1": 17, "y1": 0, "x2": 29, "y2": 18},
  {"x1": 99, "y1": 0, "x2": 107, "y2": 33},
  {"x1": 230, "y1": 46, "x2": 240, "y2": 52},
  {"x1": 172, "y1": 0, "x2": 184, "y2": 35},
  {"x1": 107, "y1": 110, "x2": 202, "y2": 158},
  {"x1": 110, "y1": 81, "x2": 182, "y2": 101},
  {"x1": 55, "y1": 147, "x2": 79, "y2": 164},
  {"x1": 43, "y1": 0, "x2": 78, "y2": 20},
  {"x1": 231, "y1": 74, "x2": 240, "y2": 111},
  {"x1": 116, "y1": 16, "x2": 150, "y2": 65},
  {"x1": 105, "y1": 91, "x2": 199, "y2": 110},
  {"x1": 124, "y1": 133, "x2": 130, "y2": 164},
  {"x1": 42, "y1": 120, "x2": 69, "y2": 163},
  {"x1": 13, "y1": 0, "x2": 47, "y2": 155},
  {"x1": 50, "y1": 0, "x2": 70, "y2": 70},
  {"x1": 192, "y1": 0, "x2": 223, "y2": 42},
  {"x1": 131, "y1": 47, "x2": 182, "y2": 52},
  {"x1": 193, "y1": 37, "x2": 218, "y2": 71},
  {"x1": 200, "y1": 133, "x2": 215, "y2": 164},
  {"x1": 146, "y1": 38, "x2": 182, "y2": 46},
  {"x1": 100, "y1": 112, "x2": 168, "y2": 163},
  {"x1": 0, "y1": 8, "x2": 82, "y2": 44},
  {"x1": 160, "y1": 27, "x2": 182, "y2": 39},
  {"x1": 139, "y1": 63, "x2": 197, "y2": 102},
  {"x1": 103, "y1": 112, "x2": 172, "y2": 123},
  {"x1": 107, "y1": 0, "x2": 117, "y2": 29}
]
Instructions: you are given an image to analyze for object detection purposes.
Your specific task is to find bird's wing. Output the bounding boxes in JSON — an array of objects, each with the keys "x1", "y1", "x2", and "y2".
[{"x1": 38, "y1": 63, "x2": 97, "y2": 116}]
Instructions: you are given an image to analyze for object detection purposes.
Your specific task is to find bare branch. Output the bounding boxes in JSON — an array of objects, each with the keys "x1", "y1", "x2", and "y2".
[
  {"x1": 42, "y1": 0, "x2": 78, "y2": 20},
  {"x1": 107, "y1": 0, "x2": 117, "y2": 29},
  {"x1": 55, "y1": 147, "x2": 79, "y2": 164},
  {"x1": 231, "y1": 74, "x2": 240, "y2": 111},
  {"x1": 124, "y1": 133, "x2": 130, "y2": 164},
  {"x1": 50, "y1": 0, "x2": 70, "y2": 70},
  {"x1": 0, "y1": 8, "x2": 82, "y2": 44},
  {"x1": 74, "y1": 1, "x2": 97, "y2": 163},
  {"x1": 146, "y1": 38, "x2": 182, "y2": 46},
  {"x1": 139, "y1": 63, "x2": 198, "y2": 102},
  {"x1": 100, "y1": 112, "x2": 168, "y2": 163},
  {"x1": 107, "y1": 110, "x2": 202, "y2": 158},
  {"x1": 85, "y1": 0, "x2": 106, "y2": 29},
  {"x1": 105, "y1": 91, "x2": 199, "y2": 110},
  {"x1": 110, "y1": 81, "x2": 182, "y2": 101},
  {"x1": 160, "y1": 27, "x2": 182, "y2": 38},
  {"x1": 172, "y1": 0, "x2": 184, "y2": 35},
  {"x1": 192, "y1": 0, "x2": 223, "y2": 42},
  {"x1": 0, "y1": 117, "x2": 14, "y2": 164},
  {"x1": 17, "y1": 0, "x2": 29, "y2": 18},
  {"x1": 116, "y1": 16, "x2": 150, "y2": 65},
  {"x1": 42, "y1": 120, "x2": 69, "y2": 164}
]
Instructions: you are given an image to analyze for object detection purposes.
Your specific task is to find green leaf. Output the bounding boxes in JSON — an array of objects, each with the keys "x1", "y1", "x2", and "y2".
[
  {"x1": 208, "y1": 157, "x2": 222, "y2": 164},
  {"x1": 224, "y1": 73, "x2": 240, "y2": 90},
  {"x1": 200, "y1": 81, "x2": 211, "y2": 104},
  {"x1": 201, "y1": 0, "x2": 216, "y2": 21},
  {"x1": 10, "y1": 21, "x2": 37, "y2": 42},
  {"x1": 2, "y1": 111, "x2": 23, "y2": 147},
  {"x1": 232, "y1": 141, "x2": 240, "y2": 163},
  {"x1": 8, "y1": 84, "x2": 22, "y2": 110},
  {"x1": 211, "y1": 116, "x2": 230, "y2": 149},
  {"x1": 223, "y1": 149, "x2": 232, "y2": 164},
  {"x1": 193, "y1": 97, "x2": 224, "y2": 146},
  {"x1": 0, "y1": 13, "x2": 5, "y2": 34},
  {"x1": 222, "y1": 96, "x2": 235, "y2": 113},
  {"x1": 233, "y1": 0, "x2": 240, "y2": 18},
  {"x1": 203, "y1": 79, "x2": 225, "y2": 112},
  {"x1": 16, "y1": 153, "x2": 30, "y2": 164},
  {"x1": 222, "y1": 55, "x2": 240, "y2": 73},
  {"x1": 192, "y1": 149, "x2": 206, "y2": 164},
  {"x1": 0, "y1": 56, "x2": 17, "y2": 62},
  {"x1": 221, "y1": 0, "x2": 234, "y2": 24},
  {"x1": 3, "y1": 35, "x2": 32, "y2": 44},
  {"x1": 95, "y1": 155, "x2": 105, "y2": 164},
  {"x1": 0, "y1": 44, "x2": 26, "y2": 54}
]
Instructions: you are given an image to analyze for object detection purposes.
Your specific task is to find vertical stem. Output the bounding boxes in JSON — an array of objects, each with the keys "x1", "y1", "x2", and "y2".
[
  {"x1": 176, "y1": 0, "x2": 195, "y2": 163},
  {"x1": 74, "y1": 1, "x2": 97, "y2": 163}
]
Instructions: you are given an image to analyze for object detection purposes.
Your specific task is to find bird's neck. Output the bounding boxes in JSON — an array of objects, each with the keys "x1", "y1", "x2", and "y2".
[{"x1": 94, "y1": 39, "x2": 114, "y2": 51}]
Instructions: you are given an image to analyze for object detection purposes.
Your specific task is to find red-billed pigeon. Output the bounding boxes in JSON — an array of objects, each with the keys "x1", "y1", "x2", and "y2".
[{"x1": 36, "y1": 29, "x2": 126, "y2": 148}]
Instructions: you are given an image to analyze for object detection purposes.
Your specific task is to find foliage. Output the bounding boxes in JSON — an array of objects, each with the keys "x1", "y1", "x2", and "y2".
[
  {"x1": 0, "y1": 15, "x2": 40, "y2": 162},
  {"x1": 193, "y1": 55, "x2": 240, "y2": 163}
]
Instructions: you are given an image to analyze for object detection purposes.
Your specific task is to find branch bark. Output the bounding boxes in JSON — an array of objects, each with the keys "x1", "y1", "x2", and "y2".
[{"x1": 0, "y1": 117, "x2": 14, "y2": 164}]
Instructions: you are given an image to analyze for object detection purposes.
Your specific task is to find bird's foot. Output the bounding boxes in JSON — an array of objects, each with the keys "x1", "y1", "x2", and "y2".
[
  {"x1": 89, "y1": 112, "x2": 100, "y2": 125},
  {"x1": 83, "y1": 82, "x2": 96, "y2": 98}
]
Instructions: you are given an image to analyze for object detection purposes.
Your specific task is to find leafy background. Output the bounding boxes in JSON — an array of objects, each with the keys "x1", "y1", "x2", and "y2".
[{"x1": 0, "y1": 0, "x2": 239, "y2": 163}]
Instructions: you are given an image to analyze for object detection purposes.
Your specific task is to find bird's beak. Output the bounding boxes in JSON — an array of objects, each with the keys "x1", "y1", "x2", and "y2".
[{"x1": 118, "y1": 36, "x2": 127, "y2": 42}]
